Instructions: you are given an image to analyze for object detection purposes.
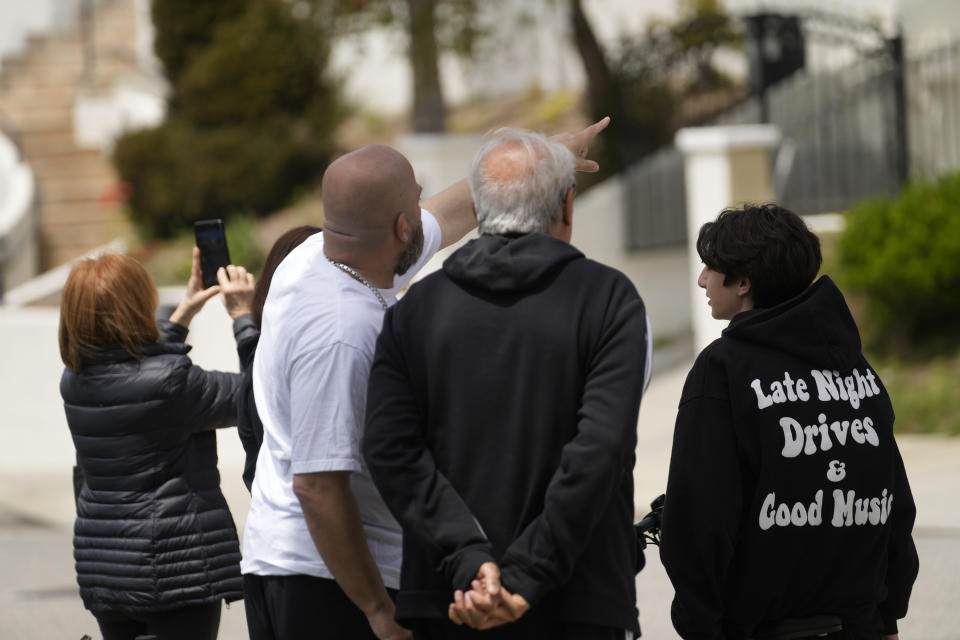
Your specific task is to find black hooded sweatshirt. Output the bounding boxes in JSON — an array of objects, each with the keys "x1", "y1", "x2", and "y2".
[
  {"x1": 364, "y1": 232, "x2": 648, "y2": 634},
  {"x1": 660, "y1": 276, "x2": 919, "y2": 640}
]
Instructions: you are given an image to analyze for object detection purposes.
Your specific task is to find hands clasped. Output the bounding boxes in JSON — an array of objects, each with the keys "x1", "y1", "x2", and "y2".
[{"x1": 448, "y1": 562, "x2": 530, "y2": 631}]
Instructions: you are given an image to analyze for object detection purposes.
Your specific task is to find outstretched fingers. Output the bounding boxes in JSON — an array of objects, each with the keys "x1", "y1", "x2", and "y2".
[{"x1": 552, "y1": 116, "x2": 611, "y2": 173}]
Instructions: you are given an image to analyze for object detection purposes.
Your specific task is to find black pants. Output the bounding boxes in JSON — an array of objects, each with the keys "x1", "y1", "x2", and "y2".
[
  {"x1": 409, "y1": 614, "x2": 629, "y2": 640},
  {"x1": 94, "y1": 601, "x2": 221, "y2": 640},
  {"x1": 244, "y1": 573, "x2": 398, "y2": 640}
]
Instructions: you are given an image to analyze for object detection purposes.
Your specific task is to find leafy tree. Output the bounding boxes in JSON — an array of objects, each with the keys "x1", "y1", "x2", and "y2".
[
  {"x1": 114, "y1": 0, "x2": 342, "y2": 237},
  {"x1": 151, "y1": 0, "x2": 250, "y2": 87},
  {"x1": 570, "y1": 0, "x2": 742, "y2": 181},
  {"x1": 322, "y1": 0, "x2": 494, "y2": 132}
]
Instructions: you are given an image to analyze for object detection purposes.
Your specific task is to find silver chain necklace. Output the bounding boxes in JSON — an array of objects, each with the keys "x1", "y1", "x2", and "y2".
[{"x1": 327, "y1": 258, "x2": 389, "y2": 311}]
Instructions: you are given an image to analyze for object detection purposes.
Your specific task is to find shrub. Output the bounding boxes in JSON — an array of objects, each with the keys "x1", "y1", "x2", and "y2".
[
  {"x1": 176, "y1": 0, "x2": 339, "y2": 129},
  {"x1": 115, "y1": 118, "x2": 329, "y2": 237},
  {"x1": 115, "y1": 0, "x2": 341, "y2": 238},
  {"x1": 151, "y1": 0, "x2": 251, "y2": 86},
  {"x1": 837, "y1": 171, "x2": 960, "y2": 344}
]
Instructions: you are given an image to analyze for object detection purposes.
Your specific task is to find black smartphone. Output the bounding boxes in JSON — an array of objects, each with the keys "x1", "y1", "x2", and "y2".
[{"x1": 193, "y1": 219, "x2": 231, "y2": 289}]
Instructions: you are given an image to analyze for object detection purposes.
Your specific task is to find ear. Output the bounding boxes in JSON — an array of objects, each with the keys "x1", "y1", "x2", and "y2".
[
  {"x1": 737, "y1": 277, "x2": 752, "y2": 298},
  {"x1": 395, "y1": 211, "x2": 412, "y2": 244},
  {"x1": 562, "y1": 186, "x2": 574, "y2": 227}
]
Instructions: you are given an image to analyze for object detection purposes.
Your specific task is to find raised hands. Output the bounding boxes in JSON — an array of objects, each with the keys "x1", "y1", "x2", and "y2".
[
  {"x1": 217, "y1": 263, "x2": 255, "y2": 320},
  {"x1": 168, "y1": 247, "x2": 255, "y2": 326},
  {"x1": 448, "y1": 562, "x2": 530, "y2": 631},
  {"x1": 169, "y1": 247, "x2": 222, "y2": 327},
  {"x1": 552, "y1": 116, "x2": 611, "y2": 173}
]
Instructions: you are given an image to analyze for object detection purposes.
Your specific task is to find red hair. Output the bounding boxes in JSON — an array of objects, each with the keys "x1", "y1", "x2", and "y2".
[{"x1": 59, "y1": 254, "x2": 160, "y2": 372}]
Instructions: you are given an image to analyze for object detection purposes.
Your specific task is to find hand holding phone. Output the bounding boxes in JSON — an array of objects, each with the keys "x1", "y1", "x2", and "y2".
[
  {"x1": 193, "y1": 219, "x2": 231, "y2": 289},
  {"x1": 168, "y1": 247, "x2": 222, "y2": 327}
]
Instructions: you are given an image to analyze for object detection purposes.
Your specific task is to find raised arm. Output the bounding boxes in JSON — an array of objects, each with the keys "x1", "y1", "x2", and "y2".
[
  {"x1": 168, "y1": 247, "x2": 221, "y2": 328},
  {"x1": 423, "y1": 117, "x2": 610, "y2": 249}
]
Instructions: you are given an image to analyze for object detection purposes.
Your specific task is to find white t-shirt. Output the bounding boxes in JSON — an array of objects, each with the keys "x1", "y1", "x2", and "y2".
[{"x1": 241, "y1": 210, "x2": 442, "y2": 588}]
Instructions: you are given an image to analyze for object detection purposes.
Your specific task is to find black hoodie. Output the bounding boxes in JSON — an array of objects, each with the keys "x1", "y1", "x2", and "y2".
[
  {"x1": 660, "y1": 276, "x2": 919, "y2": 640},
  {"x1": 364, "y1": 232, "x2": 648, "y2": 633}
]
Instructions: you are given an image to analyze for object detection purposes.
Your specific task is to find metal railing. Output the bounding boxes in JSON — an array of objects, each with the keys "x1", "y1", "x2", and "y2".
[
  {"x1": 907, "y1": 40, "x2": 960, "y2": 181},
  {"x1": 623, "y1": 31, "x2": 960, "y2": 250}
]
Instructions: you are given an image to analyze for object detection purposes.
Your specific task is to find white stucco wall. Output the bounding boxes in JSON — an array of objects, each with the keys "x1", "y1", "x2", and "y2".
[
  {"x1": 73, "y1": 76, "x2": 167, "y2": 150},
  {"x1": 0, "y1": 133, "x2": 37, "y2": 295},
  {"x1": 0, "y1": 0, "x2": 85, "y2": 73}
]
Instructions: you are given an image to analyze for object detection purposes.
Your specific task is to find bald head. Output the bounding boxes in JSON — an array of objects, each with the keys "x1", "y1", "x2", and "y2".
[
  {"x1": 482, "y1": 142, "x2": 537, "y2": 184},
  {"x1": 321, "y1": 145, "x2": 418, "y2": 250},
  {"x1": 469, "y1": 129, "x2": 575, "y2": 235}
]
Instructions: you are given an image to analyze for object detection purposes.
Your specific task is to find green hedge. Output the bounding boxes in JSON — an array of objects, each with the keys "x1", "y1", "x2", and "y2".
[
  {"x1": 115, "y1": 0, "x2": 341, "y2": 238},
  {"x1": 837, "y1": 171, "x2": 960, "y2": 344},
  {"x1": 115, "y1": 118, "x2": 330, "y2": 237},
  {"x1": 176, "y1": 0, "x2": 337, "y2": 128}
]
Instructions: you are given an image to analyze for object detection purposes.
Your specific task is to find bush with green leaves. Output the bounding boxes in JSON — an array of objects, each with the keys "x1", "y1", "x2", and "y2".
[
  {"x1": 837, "y1": 171, "x2": 960, "y2": 344},
  {"x1": 114, "y1": 0, "x2": 341, "y2": 237},
  {"x1": 115, "y1": 119, "x2": 330, "y2": 237}
]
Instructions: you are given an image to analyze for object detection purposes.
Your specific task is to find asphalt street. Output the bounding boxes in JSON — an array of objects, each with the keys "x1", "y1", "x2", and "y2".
[{"x1": 1, "y1": 360, "x2": 957, "y2": 639}]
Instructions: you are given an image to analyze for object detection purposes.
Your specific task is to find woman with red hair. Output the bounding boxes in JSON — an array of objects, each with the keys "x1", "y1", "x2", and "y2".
[{"x1": 59, "y1": 248, "x2": 254, "y2": 640}]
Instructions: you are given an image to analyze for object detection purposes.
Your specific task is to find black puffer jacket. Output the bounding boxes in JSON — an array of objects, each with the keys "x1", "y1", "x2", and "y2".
[{"x1": 61, "y1": 320, "x2": 246, "y2": 614}]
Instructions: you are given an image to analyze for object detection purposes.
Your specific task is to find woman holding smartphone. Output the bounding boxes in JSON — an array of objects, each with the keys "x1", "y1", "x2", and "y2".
[{"x1": 59, "y1": 248, "x2": 254, "y2": 640}]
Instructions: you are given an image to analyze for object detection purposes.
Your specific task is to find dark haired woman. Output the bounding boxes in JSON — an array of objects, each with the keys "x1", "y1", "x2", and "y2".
[
  {"x1": 236, "y1": 225, "x2": 321, "y2": 492},
  {"x1": 660, "y1": 204, "x2": 918, "y2": 640},
  {"x1": 59, "y1": 249, "x2": 255, "y2": 640}
]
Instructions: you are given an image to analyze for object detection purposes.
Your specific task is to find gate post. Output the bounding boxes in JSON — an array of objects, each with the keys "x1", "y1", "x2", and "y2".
[
  {"x1": 676, "y1": 124, "x2": 780, "y2": 354},
  {"x1": 887, "y1": 33, "x2": 910, "y2": 189}
]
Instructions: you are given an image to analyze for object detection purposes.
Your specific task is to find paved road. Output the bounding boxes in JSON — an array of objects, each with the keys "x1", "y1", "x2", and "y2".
[{"x1": 1, "y1": 359, "x2": 958, "y2": 638}]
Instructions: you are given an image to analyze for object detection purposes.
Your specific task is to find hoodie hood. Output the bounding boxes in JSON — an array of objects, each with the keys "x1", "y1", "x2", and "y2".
[
  {"x1": 443, "y1": 232, "x2": 583, "y2": 292},
  {"x1": 723, "y1": 275, "x2": 862, "y2": 371}
]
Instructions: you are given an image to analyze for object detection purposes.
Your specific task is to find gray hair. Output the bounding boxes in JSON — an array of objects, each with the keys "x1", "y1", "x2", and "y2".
[{"x1": 469, "y1": 129, "x2": 576, "y2": 235}]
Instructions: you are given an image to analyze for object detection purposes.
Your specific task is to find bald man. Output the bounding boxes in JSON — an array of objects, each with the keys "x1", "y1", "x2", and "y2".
[{"x1": 240, "y1": 120, "x2": 609, "y2": 640}]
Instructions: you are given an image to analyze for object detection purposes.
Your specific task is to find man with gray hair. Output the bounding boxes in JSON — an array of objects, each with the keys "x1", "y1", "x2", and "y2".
[{"x1": 363, "y1": 128, "x2": 651, "y2": 639}]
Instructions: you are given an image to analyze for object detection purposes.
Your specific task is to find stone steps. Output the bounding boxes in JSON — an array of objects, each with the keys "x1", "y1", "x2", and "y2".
[
  {"x1": 0, "y1": 85, "x2": 78, "y2": 108},
  {"x1": 18, "y1": 130, "x2": 79, "y2": 158},
  {"x1": 29, "y1": 151, "x2": 114, "y2": 179},
  {"x1": 41, "y1": 175, "x2": 114, "y2": 203},
  {"x1": 0, "y1": 0, "x2": 139, "y2": 269},
  {"x1": 0, "y1": 106, "x2": 71, "y2": 133},
  {"x1": 42, "y1": 201, "x2": 119, "y2": 226},
  {"x1": 39, "y1": 205, "x2": 131, "y2": 268}
]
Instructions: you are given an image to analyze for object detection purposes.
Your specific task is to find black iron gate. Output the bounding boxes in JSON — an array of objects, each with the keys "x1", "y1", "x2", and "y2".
[{"x1": 625, "y1": 9, "x2": 915, "y2": 249}]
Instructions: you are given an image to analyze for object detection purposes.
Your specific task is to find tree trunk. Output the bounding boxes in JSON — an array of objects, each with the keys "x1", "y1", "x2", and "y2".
[
  {"x1": 568, "y1": 0, "x2": 639, "y2": 175},
  {"x1": 569, "y1": 0, "x2": 616, "y2": 118},
  {"x1": 407, "y1": 0, "x2": 446, "y2": 132}
]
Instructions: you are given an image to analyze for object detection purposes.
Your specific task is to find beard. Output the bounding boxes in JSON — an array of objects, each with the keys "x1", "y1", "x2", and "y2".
[{"x1": 394, "y1": 220, "x2": 424, "y2": 276}]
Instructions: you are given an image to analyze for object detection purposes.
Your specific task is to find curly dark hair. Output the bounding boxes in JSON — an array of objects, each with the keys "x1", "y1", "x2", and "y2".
[{"x1": 696, "y1": 203, "x2": 822, "y2": 308}]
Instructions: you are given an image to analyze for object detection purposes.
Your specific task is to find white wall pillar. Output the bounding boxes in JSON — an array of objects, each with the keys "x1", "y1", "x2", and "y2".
[{"x1": 676, "y1": 124, "x2": 780, "y2": 354}]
